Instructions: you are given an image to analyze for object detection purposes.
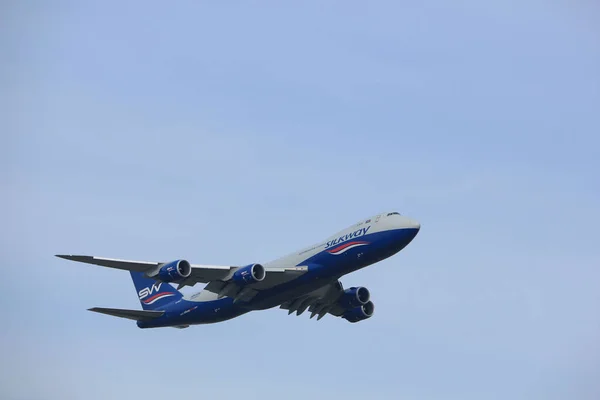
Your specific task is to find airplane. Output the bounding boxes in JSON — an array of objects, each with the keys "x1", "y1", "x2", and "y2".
[{"x1": 56, "y1": 211, "x2": 420, "y2": 328}]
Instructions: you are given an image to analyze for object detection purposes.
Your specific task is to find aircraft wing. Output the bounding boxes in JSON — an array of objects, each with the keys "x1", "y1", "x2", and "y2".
[
  {"x1": 56, "y1": 255, "x2": 308, "y2": 293},
  {"x1": 55, "y1": 255, "x2": 229, "y2": 280},
  {"x1": 279, "y1": 280, "x2": 346, "y2": 320},
  {"x1": 279, "y1": 280, "x2": 374, "y2": 322}
]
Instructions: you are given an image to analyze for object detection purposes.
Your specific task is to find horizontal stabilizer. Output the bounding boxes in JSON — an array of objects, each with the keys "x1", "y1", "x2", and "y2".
[{"x1": 88, "y1": 307, "x2": 164, "y2": 321}]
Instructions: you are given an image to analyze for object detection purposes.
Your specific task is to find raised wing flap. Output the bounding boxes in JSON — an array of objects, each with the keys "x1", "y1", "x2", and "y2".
[
  {"x1": 185, "y1": 264, "x2": 232, "y2": 283},
  {"x1": 198, "y1": 265, "x2": 309, "y2": 301},
  {"x1": 249, "y1": 266, "x2": 308, "y2": 289}
]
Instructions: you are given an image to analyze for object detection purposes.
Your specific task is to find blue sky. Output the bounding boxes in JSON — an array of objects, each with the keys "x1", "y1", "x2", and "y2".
[{"x1": 2, "y1": 1, "x2": 599, "y2": 399}]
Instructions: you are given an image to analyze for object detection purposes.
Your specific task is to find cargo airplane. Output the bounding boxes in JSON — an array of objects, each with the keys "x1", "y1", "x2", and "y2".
[{"x1": 57, "y1": 212, "x2": 420, "y2": 328}]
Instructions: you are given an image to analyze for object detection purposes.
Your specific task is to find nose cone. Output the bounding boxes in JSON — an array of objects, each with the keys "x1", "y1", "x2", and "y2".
[
  {"x1": 397, "y1": 216, "x2": 420, "y2": 245},
  {"x1": 397, "y1": 216, "x2": 420, "y2": 231},
  {"x1": 401, "y1": 217, "x2": 420, "y2": 230},
  {"x1": 386, "y1": 215, "x2": 421, "y2": 254}
]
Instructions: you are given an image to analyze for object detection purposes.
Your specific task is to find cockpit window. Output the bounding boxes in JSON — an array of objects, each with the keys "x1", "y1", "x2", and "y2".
[{"x1": 387, "y1": 212, "x2": 400, "y2": 216}]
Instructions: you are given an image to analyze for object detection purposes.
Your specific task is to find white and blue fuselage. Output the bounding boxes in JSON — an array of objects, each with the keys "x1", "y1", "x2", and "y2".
[{"x1": 137, "y1": 212, "x2": 420, "y2": 328}]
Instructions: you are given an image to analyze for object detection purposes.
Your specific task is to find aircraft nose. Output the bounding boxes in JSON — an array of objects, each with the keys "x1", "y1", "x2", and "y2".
[
  {"x1": 401, "y1": 217, "x2": 421, "y2": 231},
  {"x1": 390, "y1": 216, "x2": 420, "y2": 250}
]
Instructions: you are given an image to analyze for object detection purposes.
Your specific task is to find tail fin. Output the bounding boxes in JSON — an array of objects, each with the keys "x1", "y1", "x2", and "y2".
[{"x1": 130, "y1": 271, "x2": 183, "y2": 310}]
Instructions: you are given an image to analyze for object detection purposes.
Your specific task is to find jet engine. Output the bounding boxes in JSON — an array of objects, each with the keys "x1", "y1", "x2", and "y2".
[
  {"x1": 232, "y1": 263, "x2": 266, "y2": 285},
  {"x1": 342, "y1": 301, "x2": 375, "y2": 323},
  {"x1": 338, "y1": 286, "x2": 370, "y2": 309},
  {"x1": 157, "y1": 259, "x2": 191, "y2": 282}
]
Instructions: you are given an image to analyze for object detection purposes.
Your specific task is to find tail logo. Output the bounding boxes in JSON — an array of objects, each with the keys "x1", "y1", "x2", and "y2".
[{"x1": 138, "y1": 282, "x2": 175, "y2": 305}]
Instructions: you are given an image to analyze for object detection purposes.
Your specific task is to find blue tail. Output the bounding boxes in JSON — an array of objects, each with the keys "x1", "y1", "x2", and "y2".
[{"x1": 130, "y1": 272, "x2": 183, "y2": 310}]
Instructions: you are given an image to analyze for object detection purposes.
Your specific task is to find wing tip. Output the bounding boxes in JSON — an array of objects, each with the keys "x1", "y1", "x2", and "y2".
[{"x1": 55, "y1": 254, "x2": 88, "y2": 261}]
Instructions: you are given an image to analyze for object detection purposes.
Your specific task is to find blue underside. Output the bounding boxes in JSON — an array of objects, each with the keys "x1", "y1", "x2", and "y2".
[{"x1": 137, "y1": 228, "x2": 419, "y2": 328}]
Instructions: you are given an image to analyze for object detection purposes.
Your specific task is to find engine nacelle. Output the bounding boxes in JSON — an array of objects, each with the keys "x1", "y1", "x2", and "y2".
[
  {"x1": 338, "y1": 286, "x2": 370, "y2": 309},
  {"x1": 232, "y1": 263, "x2": 266, "y2": 285},
  {"x1": 157, "y1": 259, "x2": 191, "y2": 282},
  {"x1": 343, "y1": 301, "x2": 375, "y2": 323}
]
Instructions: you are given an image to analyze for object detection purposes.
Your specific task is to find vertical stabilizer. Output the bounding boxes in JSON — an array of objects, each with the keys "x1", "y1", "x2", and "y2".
[{"x1": 130, "y1": 271, "x2": 182, "y2": 310}]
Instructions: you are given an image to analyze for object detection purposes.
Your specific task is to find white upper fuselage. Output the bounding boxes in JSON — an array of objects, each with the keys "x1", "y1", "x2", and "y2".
[{"x1": 265, "y1": 211, "x2": 421, "y2": 269}]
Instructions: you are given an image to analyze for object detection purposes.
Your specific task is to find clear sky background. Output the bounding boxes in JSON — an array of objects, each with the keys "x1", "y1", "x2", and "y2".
[{"x1": 2, "y1": 1, "x2": 599, "y2": 399}]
